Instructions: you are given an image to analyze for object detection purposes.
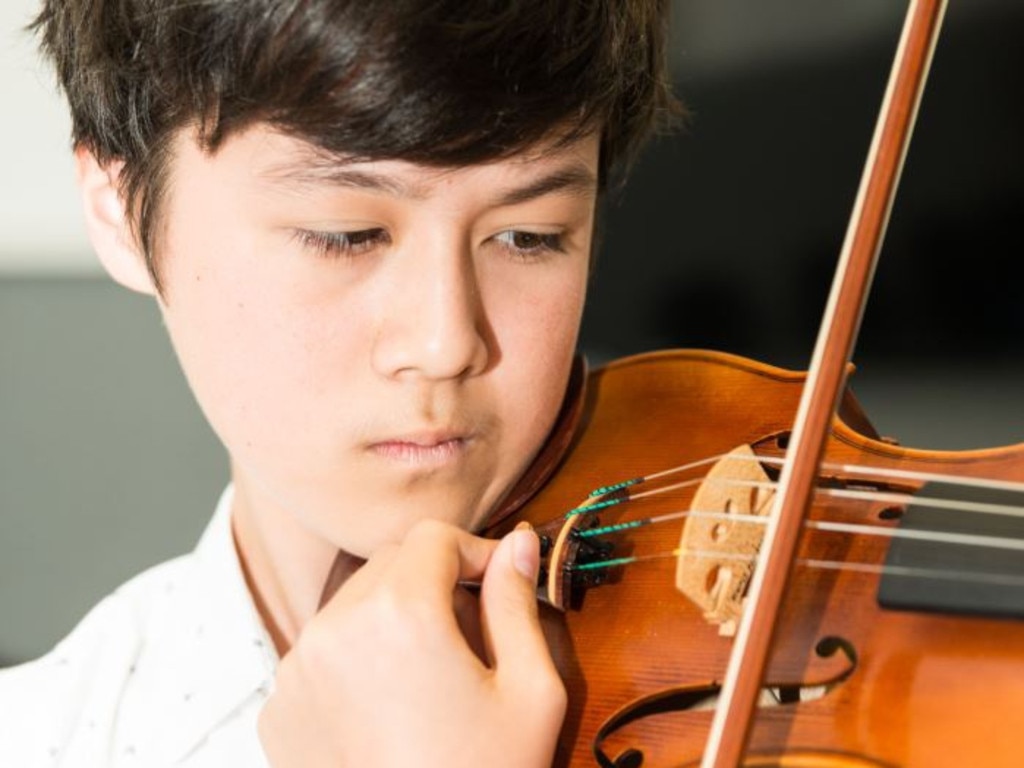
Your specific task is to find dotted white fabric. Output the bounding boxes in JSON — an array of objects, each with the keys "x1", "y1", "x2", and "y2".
[{"x1": 0, "y1": 486, "x2": 276, "y2": 767}]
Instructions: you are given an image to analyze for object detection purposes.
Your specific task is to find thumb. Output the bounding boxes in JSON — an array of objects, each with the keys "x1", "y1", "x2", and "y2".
[{"x1": 479, "y1": 525, "x2": 551, "y2": 674}]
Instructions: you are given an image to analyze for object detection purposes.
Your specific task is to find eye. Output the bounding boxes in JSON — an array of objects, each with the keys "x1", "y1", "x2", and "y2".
[
  {"x1": 293, "y1": 228, "x2": 389, "y2": 259},
  {"x1": 492, "y1": 230, "x2": 565, "y2": 260}
]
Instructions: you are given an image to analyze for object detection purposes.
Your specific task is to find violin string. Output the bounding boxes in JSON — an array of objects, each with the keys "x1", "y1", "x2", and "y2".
[
  {"x1": 575, "y1": 506, "x2": 1024, "y2": 554},
  {"x1": 565, "y1": 460, "x2": 1024, "y2": 548},
  {"x1": 718, "y1": 477, "x2": 1024, "y2": 520},
  {"x1": 569, "y1": 547, "x2": 1024, "y2": 591},
  {"x1": 581, "y1": 451, "x2": 1024, "y2": 508},
  {"x1": 582, "y1": 454, "x2": 724, "y2": 498},
  {"x1": 574, "y1": 477, "x2": 1024, "y2": 535},
  {"x1": 554, "y1": 452, "x2": 1024, "y2": 584},
  {"x1": 749, "y1": 453, "x2": 1024, "y2": 495},
  {"x1": 564, "y1": 476, "x2": 706, "y2": 518},
  {"x1": 796, "y1": 557, "x2": 1024, "y2": 589}
]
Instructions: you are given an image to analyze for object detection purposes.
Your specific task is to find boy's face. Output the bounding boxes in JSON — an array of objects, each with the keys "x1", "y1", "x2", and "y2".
[{"x1": 153, "y1": 126, "x2": 598, "y2": 556}]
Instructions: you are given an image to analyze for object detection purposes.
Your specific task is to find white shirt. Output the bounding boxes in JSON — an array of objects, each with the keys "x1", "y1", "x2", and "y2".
[{"x1": 0, "y1": 487, "x2": 276, "y2": 767}]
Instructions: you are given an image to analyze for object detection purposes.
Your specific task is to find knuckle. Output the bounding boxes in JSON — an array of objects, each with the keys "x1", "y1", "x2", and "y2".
[
  {"x1": 506, "y1": 665, "x2": 567, "y2": 729},
  {"x1": 293, "y1": 618, "x2": 341, "y2": 671},
  {"x1": 405, "y1": 517, "x2": 451, "y2": 544},
  {"x1": 362, "y1": 580, "x2": 435, "y2": 644},
  {"x1": 549, "y1": 674, "x2": 569, "y2": 713},
  {"x1": 366, "y1": 580, "x2": 408, "y2": 623},
  {"x1": 371, "y1": 541, "x2": 401, "y2": 561},
  {"x1": 534, "y1": 670, "x2": 568, "y2": 720}
]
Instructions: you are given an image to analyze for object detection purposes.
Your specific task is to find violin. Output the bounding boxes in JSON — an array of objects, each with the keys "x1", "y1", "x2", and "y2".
[
  {"x1": 483, "y1": 350, "x2": 1024, "y2": 767},
  {"x1": 476, "y1": 1, "x2": 1024, "y2": 765}
]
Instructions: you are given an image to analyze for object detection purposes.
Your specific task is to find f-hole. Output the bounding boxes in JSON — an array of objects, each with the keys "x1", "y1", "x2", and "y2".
[{"x1": 592, "y1": 635, "x2": 857, "y2": 768}]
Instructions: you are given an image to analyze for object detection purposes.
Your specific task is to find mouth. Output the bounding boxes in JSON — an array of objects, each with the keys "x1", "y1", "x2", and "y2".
[{"x1": 367, "y1": 433, "x2": 472, "y2": 466}]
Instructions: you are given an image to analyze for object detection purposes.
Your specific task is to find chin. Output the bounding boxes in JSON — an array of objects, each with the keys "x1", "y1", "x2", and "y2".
[
  {"x1": 287, "y1": 465, "x2": 497, "y2": 548},
  {"x1": 318, "y1": 509, "x2": 426, "y2": 558}
]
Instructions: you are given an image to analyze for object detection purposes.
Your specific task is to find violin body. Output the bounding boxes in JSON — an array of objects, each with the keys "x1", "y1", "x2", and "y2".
[{"x1": 485, "y1": 349, "x2": 1024, "y2": 768}]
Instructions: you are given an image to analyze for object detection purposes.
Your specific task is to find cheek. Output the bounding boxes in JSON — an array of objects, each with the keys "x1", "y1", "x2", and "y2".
[
  {"x1": 488, "y1": 263, "x2": 588, "y2": 447},
  {"x1": 157, "y1": 221, "x2": 359, "y2": 462},
  {"x1": 497, "y1": 262, "x2": 587, "y2": 367}
]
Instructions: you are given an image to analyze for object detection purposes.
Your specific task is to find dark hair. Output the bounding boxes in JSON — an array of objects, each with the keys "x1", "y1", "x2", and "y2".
[{"x1": 34, "y1": 0, "x2": 679, "y2": 289}]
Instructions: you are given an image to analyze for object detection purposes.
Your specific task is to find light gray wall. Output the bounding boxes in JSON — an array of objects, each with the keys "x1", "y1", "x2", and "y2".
[{"x1": 1, "y1": 279, "x2": 227, "y2": 665}]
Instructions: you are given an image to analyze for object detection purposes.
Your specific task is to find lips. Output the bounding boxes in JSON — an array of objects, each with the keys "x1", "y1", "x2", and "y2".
[{"x1": 367, "y1": 432, "x2": 472, "y2": 465}]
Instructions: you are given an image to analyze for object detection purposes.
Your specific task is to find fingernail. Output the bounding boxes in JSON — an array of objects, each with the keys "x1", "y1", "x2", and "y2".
[
  {"x1": 515, "y1": 520, "x2": 534, "y2": 532},
  {"x1": 510, "y1": 528, "x2": 539, "y2": 580}
]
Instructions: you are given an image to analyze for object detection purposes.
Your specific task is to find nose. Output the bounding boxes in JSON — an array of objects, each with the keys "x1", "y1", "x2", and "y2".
[{"x1": 371, "y1": 237, "x2": 491, "y2": 382}]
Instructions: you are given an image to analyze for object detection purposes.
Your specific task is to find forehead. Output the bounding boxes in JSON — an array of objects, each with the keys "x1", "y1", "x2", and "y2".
[{"x1": 183, "y1": 125, "x2": 601, "y2": 203}]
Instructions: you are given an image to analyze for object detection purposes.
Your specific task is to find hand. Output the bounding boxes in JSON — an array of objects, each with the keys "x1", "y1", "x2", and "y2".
[{"x1": 257, "y1": 519, "x2": 567, "y2": 768}]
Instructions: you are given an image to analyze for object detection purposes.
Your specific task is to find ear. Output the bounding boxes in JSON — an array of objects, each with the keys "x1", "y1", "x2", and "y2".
[{"x1": 74, "y1": 146, "x2": 156, "y2": 295}]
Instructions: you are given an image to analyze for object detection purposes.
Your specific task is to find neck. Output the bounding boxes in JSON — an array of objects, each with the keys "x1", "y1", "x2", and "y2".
[{"x1": 228, "y1": 469, "x2": 348, "y2": 656}]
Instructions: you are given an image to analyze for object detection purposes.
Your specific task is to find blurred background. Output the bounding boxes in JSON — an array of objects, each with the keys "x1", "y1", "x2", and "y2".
[{"x1": 2, "y1": 0, "x2": 1022, "y2": 666}]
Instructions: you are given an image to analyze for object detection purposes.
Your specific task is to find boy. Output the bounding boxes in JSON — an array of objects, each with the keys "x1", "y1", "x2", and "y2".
[{"x1": 1, "y1": 1, "x2": 677, "y2": 765}]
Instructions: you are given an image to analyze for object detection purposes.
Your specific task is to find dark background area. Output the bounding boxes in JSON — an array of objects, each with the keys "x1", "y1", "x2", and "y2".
[{"x1": 586, "y1": 0, "x2": 1022, "y2": 373}]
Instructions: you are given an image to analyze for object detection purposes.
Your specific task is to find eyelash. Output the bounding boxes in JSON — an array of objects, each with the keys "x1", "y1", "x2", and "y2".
[
  {"x1": 292, "y1": 228, "x2": 566, "y2": 261},
  {"x1": 492, "y1": 230, "x2": 566, "y2": 261},
  {"x1": 293, "y1": 228, "x2": 389, "y2": 260}
]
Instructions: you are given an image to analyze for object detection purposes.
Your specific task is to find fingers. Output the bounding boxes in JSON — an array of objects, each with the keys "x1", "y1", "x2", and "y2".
[
  {"x1": 479, "y1": 524, "x2": 568, "y2": 747},
  {"x1": 480, "y1": 527, "x2": 540, "y2": 664},
  {"x1": 318, "y1": 519, "x2": 499, "y2": 639},
  {"x1": 316, "y1": 517, "x2": 559, "y2": 695},
  {"x1": 273, "y1": 517, "x2": 566, "y2": 768},
  {"x1": 399, "y1": 518, "x2": 498, "y2": 588},
  {"x1": 480, "y1": 525, "x2": 560, "y2": 674}
]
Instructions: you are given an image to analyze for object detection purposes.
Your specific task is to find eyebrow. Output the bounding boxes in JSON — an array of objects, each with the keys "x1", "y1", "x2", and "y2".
[
  {"x1": 491, "y1": 166, "x2": 597, "y2": 206},
  {"x1": 260, "y1": 158, "x2": 597, "y2": 207}
]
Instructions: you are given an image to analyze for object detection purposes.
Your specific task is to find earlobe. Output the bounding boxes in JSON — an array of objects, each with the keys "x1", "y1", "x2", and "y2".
[{"x1": 74, "y1": 147, "x2": 156, "y2": 295}]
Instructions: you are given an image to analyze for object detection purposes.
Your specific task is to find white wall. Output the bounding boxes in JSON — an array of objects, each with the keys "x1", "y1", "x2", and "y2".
[{"x1": 0, "y1": 0, "x2": 94, "y2": 273}]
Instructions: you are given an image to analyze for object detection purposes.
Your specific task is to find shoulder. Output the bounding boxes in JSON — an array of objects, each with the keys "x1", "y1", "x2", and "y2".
[
  {"x1": 0, "y1": 553, "x2": 197, "y2": 763},
  {"x1": 59, "y1": 552, "x2": 201, "y2": 664}
]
